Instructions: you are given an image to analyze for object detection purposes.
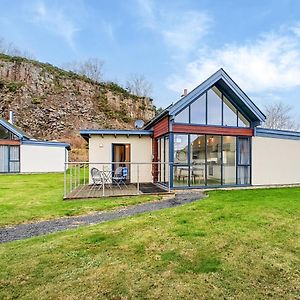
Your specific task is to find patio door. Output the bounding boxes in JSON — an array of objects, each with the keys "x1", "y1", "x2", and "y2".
[{"x1": 112, "y1": 144, "x2": 130, "y2": 180}]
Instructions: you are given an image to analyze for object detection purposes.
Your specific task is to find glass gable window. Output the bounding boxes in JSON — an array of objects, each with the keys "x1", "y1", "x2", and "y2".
[
  {"x1": 173, "y1": 86, "x2": 250, "y2": 128},
  {"x1": 191, "y1": 94, "x2": 206, "y2": 124},
  {"x1": 207, "y1": 87, "x2": 222, "y2": 125},
  {"x1": 0, "y1": 124, "x2": 18, "y2": 140},
  {"x1": 174, "y1": 107, "x2": 189, "y2": 123},
  {"x1": 238, "y1": 112, "x2": 250, "y2": 127},
  {"x1": 223, "y1": 96, "x2": 238, "y2": 127}
]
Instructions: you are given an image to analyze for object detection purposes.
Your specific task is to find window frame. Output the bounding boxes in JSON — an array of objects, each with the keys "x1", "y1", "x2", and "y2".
[{"x1": 173, "y1": 86, "x2": 251, "y2": 128}]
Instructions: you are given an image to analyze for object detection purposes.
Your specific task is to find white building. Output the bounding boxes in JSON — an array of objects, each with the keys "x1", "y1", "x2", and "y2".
[{"x1": 0, "y1": 117, "x2": 69, "y2": 173}]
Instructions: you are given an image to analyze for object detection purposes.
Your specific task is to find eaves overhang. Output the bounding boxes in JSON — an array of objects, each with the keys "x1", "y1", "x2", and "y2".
[{"x1": 80, "y1": 129, "x2": 153, "y2": 141}]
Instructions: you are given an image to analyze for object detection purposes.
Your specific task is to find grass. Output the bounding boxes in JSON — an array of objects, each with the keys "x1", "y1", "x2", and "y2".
[
  {"x1": 0, "y1": 173, "x2": 161, "y2": 227},
  {"x1": 0, "y1": 186, "x2": 299, "y2": 299}
]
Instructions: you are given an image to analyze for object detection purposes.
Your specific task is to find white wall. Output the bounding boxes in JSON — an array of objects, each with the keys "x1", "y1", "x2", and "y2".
[
  {"x1": 89, "y1": 135, "x2": 153, "y2": 183},
  {"x1": 252, "y1": 136, "x2": 300, "y2": 185},
  {"x1": 20, "y1": 144, "x2": 67, "y2": 173}
]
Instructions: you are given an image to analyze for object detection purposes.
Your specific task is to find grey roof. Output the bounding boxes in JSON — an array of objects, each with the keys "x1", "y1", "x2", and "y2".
[
  {"x1": 0, "y1": 117, "x2": 31, "y2": 139},
  {"x1": 80, "y1": 129, "x2": 153, "y2": 141},
  {"x1": 0, "y1": 117, "x2": 70, "y2": 149},
  {"x1": 256, "y1": 127, "x2": 300, "y2": 140}
]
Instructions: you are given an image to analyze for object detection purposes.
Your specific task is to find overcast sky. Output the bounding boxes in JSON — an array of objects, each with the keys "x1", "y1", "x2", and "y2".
[{"x1": 1, "y1": 0, "x2": 300, "y2": 118}]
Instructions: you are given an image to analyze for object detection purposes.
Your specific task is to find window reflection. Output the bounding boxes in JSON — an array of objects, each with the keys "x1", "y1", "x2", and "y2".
[
  {"x1": 174, "y1": 107, "x2": 189, "y2": 123},
  {"x1": 190, "y1": 135, "x2": 206, "y2": 186},
  {"x1": 206, "y1": 135, "x2": 222, "y2": 185},
  {"x1": 207, "y1": 87, "x2": 222, "y2": 125},
  {"x1": 223, "y1": 136, "x2": 236, "y2": 184},
  {"x1": 223, "y1": 96, "x2": 237, "y2": 127},
  {"x1": 191, "y1": 94, "x2": 206, "y2": 124}
]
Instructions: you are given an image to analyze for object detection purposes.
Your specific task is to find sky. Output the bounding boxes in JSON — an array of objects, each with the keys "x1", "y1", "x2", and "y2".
[{"x1": 1, "y1": 0, "x2": 300, "y2": 118}]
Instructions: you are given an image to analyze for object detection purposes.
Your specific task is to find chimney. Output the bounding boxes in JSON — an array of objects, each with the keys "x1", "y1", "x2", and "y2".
[
  {"x1": 8, "y1": 111, "x2": 14, "y2": 124},
  {"x1": 181, "y1": 89, "x2": 188, "y2": 97}
]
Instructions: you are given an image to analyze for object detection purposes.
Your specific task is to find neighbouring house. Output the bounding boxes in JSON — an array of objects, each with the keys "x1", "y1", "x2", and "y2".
[
  {"x1": 80, "y1": 69, "x2": 300, "y2": 189},
  {"x1": 0, "y1": 116, "x2": 70, "y2": 173}
]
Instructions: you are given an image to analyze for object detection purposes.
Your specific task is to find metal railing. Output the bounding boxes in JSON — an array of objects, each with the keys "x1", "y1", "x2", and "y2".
[{"x1": 64, "y1": 162, "x2": 172, "y2": 199}]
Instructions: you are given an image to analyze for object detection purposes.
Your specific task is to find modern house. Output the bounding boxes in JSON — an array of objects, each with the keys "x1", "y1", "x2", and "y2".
[
  {"x1": 80, "y1": 69, "x2": 300, "y2": 189},
  {"x1": 0, "y1": 117, "x2": 70, "y2": 173}
]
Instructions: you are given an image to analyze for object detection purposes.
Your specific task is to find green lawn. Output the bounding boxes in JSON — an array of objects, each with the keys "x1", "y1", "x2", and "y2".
[
  {"x1": 0, "y1": 187, "x2": 299, "y2": 299},
  {"x1": 0, "y1": 173, "x2": 161, "y2": 227}
]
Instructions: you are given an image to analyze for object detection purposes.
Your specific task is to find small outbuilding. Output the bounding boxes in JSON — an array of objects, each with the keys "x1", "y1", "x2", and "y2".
[{"x1": 0, "y1": 117, "x2": 70, "y2": 173}]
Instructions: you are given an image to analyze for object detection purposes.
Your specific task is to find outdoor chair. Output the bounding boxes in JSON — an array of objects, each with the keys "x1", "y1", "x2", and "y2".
[
  {"x1": 112, "y1": 166, "x2": 128, "y2": 188},
  {"x1": 90, "y1": 167, "x2": 104, "y2": 188}
]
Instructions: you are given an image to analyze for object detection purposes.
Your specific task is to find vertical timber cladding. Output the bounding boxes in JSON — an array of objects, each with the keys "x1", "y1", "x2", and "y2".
[
  {"x1": 153, "y1": 116, "x2": 169, "y2": 138},
  {"x1": 152, "y1": 116, "x2": 169, "y2": 181}
]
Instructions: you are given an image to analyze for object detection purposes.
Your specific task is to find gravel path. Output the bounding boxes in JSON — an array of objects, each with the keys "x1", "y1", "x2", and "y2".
[{"x1": 0, "y1": 192, "x2": 205, "y2": 244}]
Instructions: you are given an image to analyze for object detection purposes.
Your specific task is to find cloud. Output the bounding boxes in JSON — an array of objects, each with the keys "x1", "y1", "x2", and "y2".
[
  {"x1": 134, "y1": 0, "x2": 212, "y2": 54},
  {"x1": 32, "y1": 1, "x2": 79, "y2": 48},
  {"x1": 167, "y1": 24, "x2": 300, "y2": 96},
  {"x1": 162, "y1": 11, "x2": 212, "y2": 53}
]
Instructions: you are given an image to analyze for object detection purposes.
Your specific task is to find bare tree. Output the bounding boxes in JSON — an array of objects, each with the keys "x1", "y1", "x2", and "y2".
[
  {"x1": 263, "y1": 102, "x2": 300, "y2": 131},
  {"x1": 126, "y1": 74, "x2": 152, "y2": 98},
  {"x1": 0, "y1": 37, "x2": 33, "y2": 58},
  {"x1": 64, "y1": 58, "x2": 104, "y2": 82}
]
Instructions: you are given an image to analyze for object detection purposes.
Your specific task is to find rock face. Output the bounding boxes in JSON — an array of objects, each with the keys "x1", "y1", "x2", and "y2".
[{"x1": 0, "y1": 54, "x2": 156, "y2": 142}]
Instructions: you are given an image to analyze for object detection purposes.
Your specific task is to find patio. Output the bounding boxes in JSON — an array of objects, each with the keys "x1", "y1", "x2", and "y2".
[{"x1": 64, "y1": 182, "x2": 171, "y2": 200}]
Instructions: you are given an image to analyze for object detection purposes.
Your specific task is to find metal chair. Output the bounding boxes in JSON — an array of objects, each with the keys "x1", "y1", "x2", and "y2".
[
  {"x1": 112, "y1": 166, "x2": 128, "y2": 188},
  {"x1": 90, "y1": 167, "x2": 103, "y2": 187}
]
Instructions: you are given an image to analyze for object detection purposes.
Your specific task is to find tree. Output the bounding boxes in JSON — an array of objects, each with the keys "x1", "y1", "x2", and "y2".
[
  {"x1": 263, "y1": 102, "x2": 300, "y2": 131},
  {"x1": 126, "y1": 74, "x2": 152, "y2": 98},
  {"x1": 0, "y1": 37, "x2": 33, "y2": 58},
  {"x1": 64, "y1": 58, "x2": 104, "y2": 82}
]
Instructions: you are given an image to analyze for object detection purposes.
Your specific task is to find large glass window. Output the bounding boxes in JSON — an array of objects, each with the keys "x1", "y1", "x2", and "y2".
[
  {"x1": 174, "y1": 134, "x2": 189, "y2": 187},
  {"x1": 206, "y1": 135, "x2": 222, "y2": 185},
  {"x1": 174, "y1": 134, "x2": 188, "y2": 164},
  {"x1": 0, "y1": 145, "x2": 20, "y2": 173},
  {"x1": 173, "y1": 86, "x2": 250, "y2": 128},
  {"x1": 190, "y1": 94, "x2": 206, "y2": 124},
  {"x1": 190, "y1": 135, "x2": 206, "y2": 186},
  {"x1": 0, "y1": 124, "x2": 18, "y2": 140},
  {"x1": 174, "y1": 107, "x2": 189, "y2": 123},
  {"x1": 238, "y1": 112, "x2": 250, "y2": 127},
  {"x1": 223, "y1": 96, "x2": 238, "y2": 127},
  {"x1": 171, "y1": 134, "x2": 251, "y2": 187},
  {"x1": 237, "y1": 137, "x2": 251, "y2": 184},
  {"x1": 222, "y1": 136, "x2": 236, "y2": 185},
  {"x1": 207, "y1": 87, "x2": 222, "y2": 125}
]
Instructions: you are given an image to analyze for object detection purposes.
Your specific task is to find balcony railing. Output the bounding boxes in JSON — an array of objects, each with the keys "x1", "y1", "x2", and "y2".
[{"x1": 64, "y1": 162, "x2": 172, "y2": 199}]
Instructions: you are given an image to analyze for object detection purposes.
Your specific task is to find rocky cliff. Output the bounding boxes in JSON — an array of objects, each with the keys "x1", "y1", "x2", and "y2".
[{"x1": 0, "y1": 54, "x2": 156, "y2": 143}]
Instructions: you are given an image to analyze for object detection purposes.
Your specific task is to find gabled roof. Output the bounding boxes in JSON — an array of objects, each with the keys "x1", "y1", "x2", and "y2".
[
  {"x1": 145, "y1": 68, "x2": 266, "y2": 129},
  {"x1": 0, "y1": 118, "x2": 31, "y2": 140},
  {"x1": 0, "y1": 117, "x2": 70, "y2": 149}
]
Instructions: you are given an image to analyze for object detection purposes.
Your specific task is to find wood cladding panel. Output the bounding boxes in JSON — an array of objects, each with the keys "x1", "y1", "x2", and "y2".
[
  {"x1": 153, "y1": 116, "x2": 169, "y2": 138},
  {"x1": 173, "y1": 124, "x2": 253, "y2": 136},
  {"x1": 0, "y1": 140, "x2": 21, "y2": 146}
]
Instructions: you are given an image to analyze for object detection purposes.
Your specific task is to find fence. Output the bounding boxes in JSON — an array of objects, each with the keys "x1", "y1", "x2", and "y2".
[{"x1": 64, "y1": 162, "x2": 172, "y2": 199}]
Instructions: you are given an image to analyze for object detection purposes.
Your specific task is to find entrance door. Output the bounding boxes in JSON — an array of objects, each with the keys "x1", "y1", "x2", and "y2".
[{"x1": 112, "y1": 144, "x2": 130, "y2": 180}]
